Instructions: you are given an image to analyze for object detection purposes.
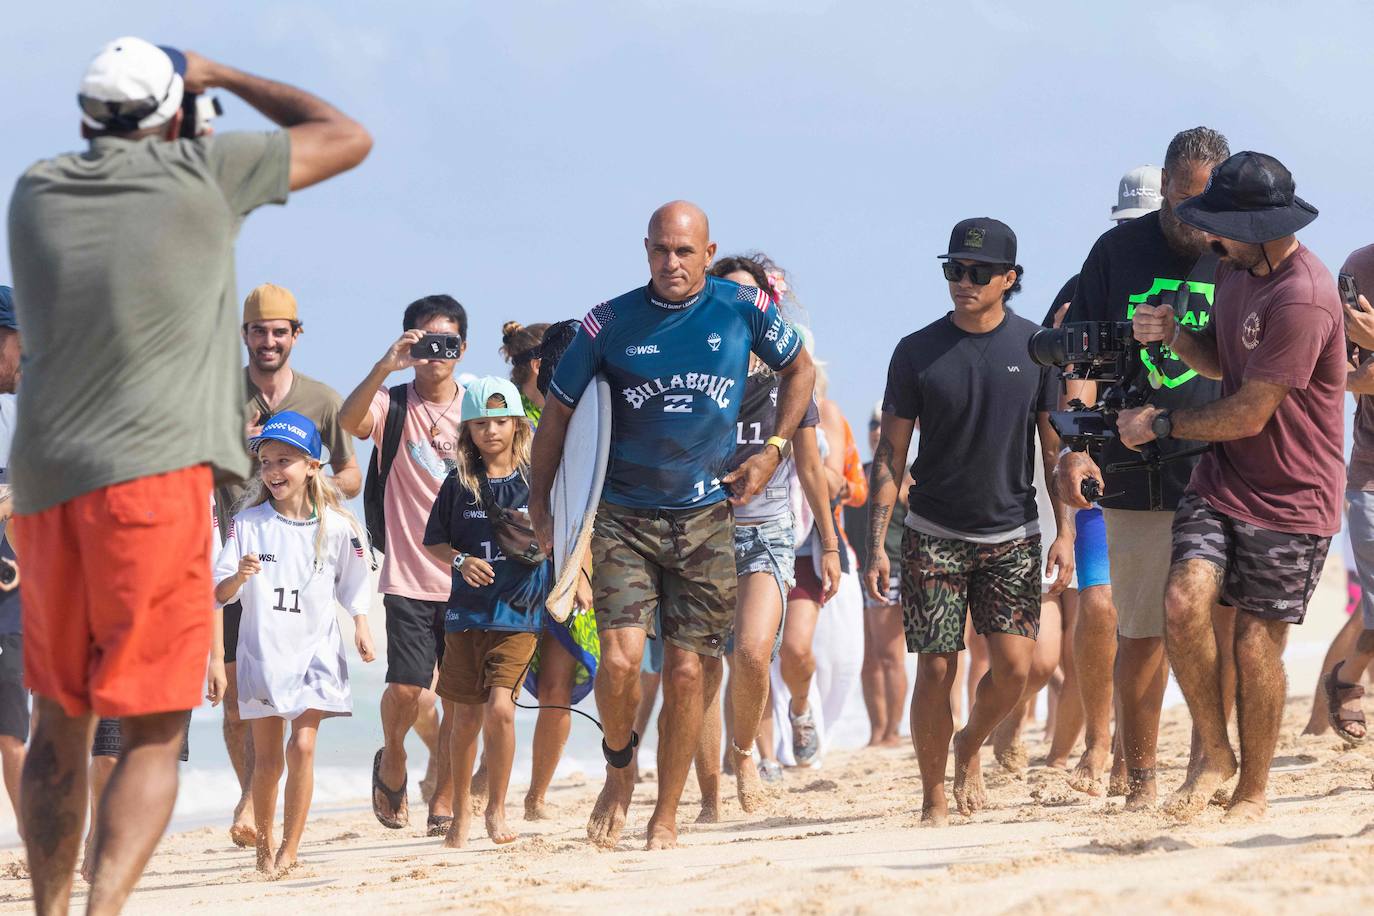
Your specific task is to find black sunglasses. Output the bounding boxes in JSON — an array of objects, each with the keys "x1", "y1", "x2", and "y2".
[{"x1": 941, "y1": 262, "x2": 1009, "y2": 285}]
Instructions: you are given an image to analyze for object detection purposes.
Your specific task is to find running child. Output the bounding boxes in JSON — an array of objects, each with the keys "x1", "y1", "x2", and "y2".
[
  {"x1": 424, "y1": 377, "x2": 559, "y2": 848},
  {"x1": 213, "y1": 412, "x2": 376, "y2": 875}
]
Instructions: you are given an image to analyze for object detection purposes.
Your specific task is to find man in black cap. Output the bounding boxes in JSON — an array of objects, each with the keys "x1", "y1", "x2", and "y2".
[
  {"x1": 1121, "y1": 152, "x2": 1345, "y2": 821},
  {"x1": 866, "y1": 218, "x2": 1073, "y2": 825}
]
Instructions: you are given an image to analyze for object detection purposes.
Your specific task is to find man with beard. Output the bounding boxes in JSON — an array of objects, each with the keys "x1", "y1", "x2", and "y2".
[
  {"x1": 214, "y1": 282, "x2": 360, "y2": 846},
  {"x1": 1121, "y1": 152, "x2": 1343, "y2": 820},
  {"x1": 1055, "y1": 127, "x2": 1233, "y2": 809}
]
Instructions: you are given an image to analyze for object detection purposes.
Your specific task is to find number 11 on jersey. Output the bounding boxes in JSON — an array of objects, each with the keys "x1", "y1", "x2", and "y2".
[{"x1": 273, "y1": 587, "x2": 301, "y2": 613}]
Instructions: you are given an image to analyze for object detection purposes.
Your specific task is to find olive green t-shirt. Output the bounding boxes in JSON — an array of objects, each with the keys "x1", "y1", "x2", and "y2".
[
  {"x1": 6, "y1": 131, "x2": 291, "y2": 514},
  {"x1": 213, "y1": 368, "x2": 355, "y2": 533}
]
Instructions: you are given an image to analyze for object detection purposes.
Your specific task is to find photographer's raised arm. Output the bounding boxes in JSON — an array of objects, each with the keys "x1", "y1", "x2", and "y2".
[
  {"x1": 1133, "y1": 304, "x2": 1222, "y2": 380},
  {"x1": 864, "y1": 411, "x2": 913, "y2": 602},
  {"x1": 184, "y1": 51, "x2": 372, "y2": 191}
]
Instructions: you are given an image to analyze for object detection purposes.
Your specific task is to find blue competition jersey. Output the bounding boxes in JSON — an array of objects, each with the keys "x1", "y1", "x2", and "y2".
[{"x1": 550, "y1": 276, "x2": 802, "y2": 510}]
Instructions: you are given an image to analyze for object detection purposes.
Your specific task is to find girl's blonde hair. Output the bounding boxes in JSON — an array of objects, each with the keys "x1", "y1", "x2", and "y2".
[
  {"x1": 238, "y1": 453, "x2": 365, "y2": 566},
  {"x1": 453, "y1": 398, "x2": 534, "y2": 501}
]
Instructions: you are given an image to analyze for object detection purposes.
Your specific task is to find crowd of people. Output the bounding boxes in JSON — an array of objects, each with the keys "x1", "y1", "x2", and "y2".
[{"x1": 0, "y1": 36, "x2": 1371, "y2": 915}]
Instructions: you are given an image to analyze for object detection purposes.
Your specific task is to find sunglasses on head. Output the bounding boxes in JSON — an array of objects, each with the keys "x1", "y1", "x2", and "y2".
[{"x1": 941, "y1": 262, "x2": 1009, "y2": 285}]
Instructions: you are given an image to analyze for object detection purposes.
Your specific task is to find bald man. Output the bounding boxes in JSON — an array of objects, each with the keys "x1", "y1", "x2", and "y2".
[{"x1": 530, "y1": 201, "x2": 816, "y2": 849}]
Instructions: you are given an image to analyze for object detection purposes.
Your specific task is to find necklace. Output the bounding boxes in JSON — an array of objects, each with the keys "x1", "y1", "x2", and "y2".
[{"x1": 416, "y1": 382, "x2": 459, "y2": 438}]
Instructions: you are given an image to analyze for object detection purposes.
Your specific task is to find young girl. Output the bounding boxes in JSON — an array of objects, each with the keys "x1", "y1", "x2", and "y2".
[
  {"x1": 214, "y1": 411, "x2": 376, "y2": 876},
  {"x1": 423, "y1": 376, "x2": 568, "y2": 848}
]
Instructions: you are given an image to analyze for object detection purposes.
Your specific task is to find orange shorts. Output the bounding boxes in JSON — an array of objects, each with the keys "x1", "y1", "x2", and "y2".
[{"x1": 13, "y1": 465, "x2": 214, "y2": 718}]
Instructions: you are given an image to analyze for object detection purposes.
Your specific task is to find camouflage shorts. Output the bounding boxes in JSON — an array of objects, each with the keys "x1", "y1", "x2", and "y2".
[
  {"x1": 591, "y1": 500, "x2": 737, "y2": 658},
  {"x1": 1171, "y1": 489, "x2": 1331, "y2": 624},
  {"x1": 899, "y1": 526, "x2": 1041, "y2": 654}
]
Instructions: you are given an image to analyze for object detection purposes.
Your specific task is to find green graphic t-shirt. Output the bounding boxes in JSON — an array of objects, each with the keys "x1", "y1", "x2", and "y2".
[{"x1": 1064, "y1": 210, "x2": 1221, "y2": 511}]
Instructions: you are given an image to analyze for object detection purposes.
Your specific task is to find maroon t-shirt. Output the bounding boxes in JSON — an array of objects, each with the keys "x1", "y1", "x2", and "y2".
[{"x1": 1189, "y1": 245, "x2": 1345, "y2": 536}]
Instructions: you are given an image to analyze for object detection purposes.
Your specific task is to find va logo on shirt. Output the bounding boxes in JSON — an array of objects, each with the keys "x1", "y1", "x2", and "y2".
[
  {"x1": 1242, "y1": 312, "x2": 1262, "y2": 350},
  {"x1": 1126, "y1": 277, "x2": 1216, "y2": 389},
  {"x1": 707, "y1": 333, "x2": 722, "y2": 352}
]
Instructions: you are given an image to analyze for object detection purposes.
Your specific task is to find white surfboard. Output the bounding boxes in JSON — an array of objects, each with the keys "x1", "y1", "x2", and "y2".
[{"x1": 546, "y1": 376, "x2": 612, "y2": 623}]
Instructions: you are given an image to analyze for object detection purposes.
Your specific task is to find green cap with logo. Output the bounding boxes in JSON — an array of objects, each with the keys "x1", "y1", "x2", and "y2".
[{"x1": 460, "y1": 375, "x2": 527, "y2": 422}]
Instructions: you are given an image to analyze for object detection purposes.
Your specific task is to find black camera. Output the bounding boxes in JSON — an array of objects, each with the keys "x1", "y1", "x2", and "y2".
[
  {"x1": 1027, "y1": 321, "x2": 1136, "y2": 381},
  {"x1": 411, "y1": 334, "x2": 463, "y2": 361}
]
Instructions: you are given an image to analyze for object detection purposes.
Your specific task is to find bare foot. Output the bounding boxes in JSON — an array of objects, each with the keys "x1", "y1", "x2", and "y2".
[
  {"x1": 255, "y1": 842, "x2": 275, "y2": 876},
  {"x1": 469, "y1": 764, "x2": 490, "y2": 815},
  {"x1": 524, "y1": 795, "x2": 555, "y2": 821},
  {"x1": 1067, "y1": 745, "x2": 1108, "y2": 796},
  {"x1": 486, "y1": 808, "x2": 518, "y2": 844},
  {"x1": 952, "y1": 729, "x2": 988, "y2": 816},
  {"x1": 587, "y1": 766, "x2": 634, "y2": 848},
  {"x1": 735, "y1": 753, "x2": 769, "y2": 814},
  {"x1": 1163, "y1": 751, "x2": 1238, "y2": 821},
  {"x1": 1222, "y1": 795, "x2": 1267, "y2": 823},
  {"x1": 1300, "y1": 716, "x2": 1329, "y2": 737},
  {"x1": 1107, "y1": 764, "x2": 1130, "y2": 798},
  {"x1": 695, "y1": 798, "x2": 720, "y2": 824},
  {"x1": 1044, "y1": 756, "x2": 1070, "y2": 772},
  {"x1": 442, "y1": 807, "x2": 472, "y2": 849},
  {"x1": 1123, "y1": 767, "x2": 1157, "y2": 812},
  {"x1": 991, "y1": 718, "x2": 1028, "y2": 774},
  {"x1": 920, "y1": 792, "x2": 949, "y2": 827},
  {"x1": 645, "y1": 816, "x2": 678, "y2": 850},
  {"x1": 271, "y1": 849, "x2": 299, "y2": 878},
  {"x1": 230, "y1": 795, "x2": 256, "y2": 848},
  {"x1": 879, "y1": 734, "x2": 904, "y2": 748}
]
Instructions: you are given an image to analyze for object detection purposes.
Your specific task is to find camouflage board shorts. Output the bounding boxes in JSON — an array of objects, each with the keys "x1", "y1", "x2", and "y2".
[
  {"x1": 1171, "y1": 489, "x2": 1331, "y2": 624},
  {"x1": 899, "y1": 526, "x2": 1041, "y2": 654},
  {"x1": 591, "y1": 500, "x2": 737, "y2": 658}
]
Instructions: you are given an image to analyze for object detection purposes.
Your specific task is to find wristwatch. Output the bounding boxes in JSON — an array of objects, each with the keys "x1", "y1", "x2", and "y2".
[
  {"x1": 765, "y1": 435, "x2": 790, "y2": 458},
  {"x1": 452, "y1": 552, "x2": 469, "y2": 571},
  {"x1": 1151, "y1": 409, "x2": 1174, "y2": 441}
]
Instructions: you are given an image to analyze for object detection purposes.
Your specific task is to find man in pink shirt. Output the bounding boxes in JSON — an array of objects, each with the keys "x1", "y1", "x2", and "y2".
[
  {"x1": 341, "y1": 295, "x2": 467, "y2": 835},
  {"x1": 1119, "y1": 152, "x2": 1344, "y2": 823}
]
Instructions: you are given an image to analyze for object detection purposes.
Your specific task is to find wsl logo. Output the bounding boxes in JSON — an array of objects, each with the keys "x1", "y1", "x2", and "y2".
[
  {"x1": 706, "y1": 333, "x2": 722, "y2": 352},
  {"x1": 625, "y1": 344, "x2": 660, "y2": 357}
]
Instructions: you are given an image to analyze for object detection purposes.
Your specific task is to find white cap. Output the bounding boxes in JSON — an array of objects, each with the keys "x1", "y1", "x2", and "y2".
[
  {"x1": 1111, "y1": 165, "x2": 1163, "y2": 222},
  {"x1": 78, "y1": 37, "x2": 186, "y2": 132}
]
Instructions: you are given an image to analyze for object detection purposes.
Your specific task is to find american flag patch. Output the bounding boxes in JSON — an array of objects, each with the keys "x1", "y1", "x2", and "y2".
[
  {"x1": 351, "y1": 536, "x2": 365, "y2": 558},
  {"x1": 581, "y1": 301, "x2": 616, "y2": 338},
  {"x1": 736, "y1": 285, "x2": 771, "y2": 312},
  {"x1": 226, "y1": 521, "x2": 236, "y2": 541}
]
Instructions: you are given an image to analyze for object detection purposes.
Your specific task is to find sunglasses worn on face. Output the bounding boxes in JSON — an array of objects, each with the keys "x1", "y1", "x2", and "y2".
[{"x1": 942, "y1": 262, "x2": 1009, "y2": 285}]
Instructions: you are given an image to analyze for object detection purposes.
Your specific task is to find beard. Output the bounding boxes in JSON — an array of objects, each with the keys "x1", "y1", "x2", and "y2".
[{"x1": 1159, "y1": 203, "x2": 1206, "y2": 257}]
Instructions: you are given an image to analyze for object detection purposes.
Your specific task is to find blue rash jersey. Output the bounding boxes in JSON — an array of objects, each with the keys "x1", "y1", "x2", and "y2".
[{"x1": 549, "y1": 276, "x2": 803, "y2": 510}]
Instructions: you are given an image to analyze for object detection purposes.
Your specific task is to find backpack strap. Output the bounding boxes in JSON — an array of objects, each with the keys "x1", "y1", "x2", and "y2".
[{"x1": 376, "y1": 383, "x2": 409, "y2": 483}]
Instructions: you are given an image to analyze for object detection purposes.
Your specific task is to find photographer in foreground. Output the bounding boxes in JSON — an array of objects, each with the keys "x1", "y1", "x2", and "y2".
[
  {"x1": 1118, "y1": 152, "x2": 1344, "y2": 822},
  {"x1": 7, "y1": 37, "x2": 370, "y2": 913},
  {"x1": 1054, "y1": 127, "x2": 1231, "y2": 808}
]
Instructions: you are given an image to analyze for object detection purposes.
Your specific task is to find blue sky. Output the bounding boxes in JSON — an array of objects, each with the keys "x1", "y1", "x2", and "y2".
[{"x1": 2, "y1": 1, "x2": 1369, "y2": 456}]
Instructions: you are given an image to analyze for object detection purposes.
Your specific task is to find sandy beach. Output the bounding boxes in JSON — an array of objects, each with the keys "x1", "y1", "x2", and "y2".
[{"x1": 0, "y1": 564, "x2": 1369, "y2": 913}]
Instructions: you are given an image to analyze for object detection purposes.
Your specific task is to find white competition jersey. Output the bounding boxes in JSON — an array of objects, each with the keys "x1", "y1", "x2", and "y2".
[{"x1": 214, "y1": 502, "x2": 372, "y2": 720}]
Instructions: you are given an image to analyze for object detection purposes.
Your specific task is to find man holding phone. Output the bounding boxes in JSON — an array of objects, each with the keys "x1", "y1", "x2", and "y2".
[
  {"x1": 1319, "y1": 250, "x2": 1374, "y2": 747},
  {"x1": 340, "y1": 295, "x2": 467, "y2": 836}
]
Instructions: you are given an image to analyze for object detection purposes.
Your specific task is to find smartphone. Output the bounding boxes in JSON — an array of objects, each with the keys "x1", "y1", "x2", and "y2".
[
  {"x1": 1339, "y1": 272, "x2": 1360, "y2": 309},
  {"x1": 410, "y1": 334, "x2": 462, "y2": 360}
]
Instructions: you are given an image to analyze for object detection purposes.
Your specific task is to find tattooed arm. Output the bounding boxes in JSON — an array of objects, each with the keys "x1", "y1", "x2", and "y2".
[{"x1": 864, "y1": 412, "x2": 915, "y2": 602}]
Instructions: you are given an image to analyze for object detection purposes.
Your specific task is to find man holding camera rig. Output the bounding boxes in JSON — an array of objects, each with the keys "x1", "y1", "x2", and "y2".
[
  {"x1": 867, "y1": 218, "x2": 1073, "y2": 826},
  {"x1": 1117, "y1": 151, "x2": 1344, "y2": 821},
  {"x1": 7, "y1": 36, "x2": 371, "y2": 913},
  {"x1": 1053, "y1": 127, "x2": 1232, "y2": 809}
]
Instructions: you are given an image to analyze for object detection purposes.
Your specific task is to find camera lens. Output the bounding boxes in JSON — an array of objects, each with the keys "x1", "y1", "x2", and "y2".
[{"x1": 1027, "y1": 327, "x2": 1071, "y2": 367}]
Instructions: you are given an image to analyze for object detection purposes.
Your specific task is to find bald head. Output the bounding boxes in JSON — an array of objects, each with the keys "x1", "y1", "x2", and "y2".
[
  {"x1": 648, "y1": 200, "x2": 710, "y2": 241},
  {"x1": 645, "y1": 200, "x2": 717, "y2": 302}
]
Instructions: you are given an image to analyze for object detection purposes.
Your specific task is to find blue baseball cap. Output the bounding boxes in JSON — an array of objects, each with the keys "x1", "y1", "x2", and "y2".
[
  {"x1": 249, "y1": 410, "x2": 322, "y2": 461},
  {"x1": 0, "y1": 287, "x2": 14, "y2": 331},
  {"x1": 461, "y1": 376, "x2": 526, "y2": 422}
]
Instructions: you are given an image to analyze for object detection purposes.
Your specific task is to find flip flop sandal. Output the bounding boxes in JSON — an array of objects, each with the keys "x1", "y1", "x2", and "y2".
[
  {"x1": 426, "y1": 814, "x2": 454, "y2": 837},
  {"x1": 372, "y1": 748, "x2": 409, "y2": 829},
  {"x1": 1323, "y1": 661, "x2": 1367, "y2": 747}
]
